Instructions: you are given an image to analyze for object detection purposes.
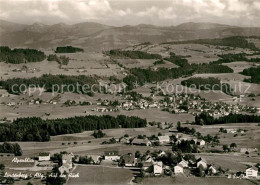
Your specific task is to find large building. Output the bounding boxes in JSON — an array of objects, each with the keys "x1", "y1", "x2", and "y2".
[
  {"x1": 246, "y1": 166, "x2": 258, "y2": 178},
  {"x1": 158, "y1": 135, "x2": 170, "y2": 144},
  {"x1": 153, "y1": 161, "x2": 163, "y2": 175},
  {"x1": 196, "y1": 158, "x2": 207, "y2": 169},
  {"x1": 38, "y1": 152, "x2": 50, "y2": 161},
  {"x1": 104, "y1": 151, "x2": 120, "y2": 161},
  {"x1": 174, "y1": 164, "x2": 184, "y2": 174},
  {"x1": 122, "y1": 153, "x2": 135, "y2": 167}
]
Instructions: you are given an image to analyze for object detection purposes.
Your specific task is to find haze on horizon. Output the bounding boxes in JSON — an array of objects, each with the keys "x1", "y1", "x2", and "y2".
[{"x1": 0, "y1": 0, "x2": 259, "y2": 27}]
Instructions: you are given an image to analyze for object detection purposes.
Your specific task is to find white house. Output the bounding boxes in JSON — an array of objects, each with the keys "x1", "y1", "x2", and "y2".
[
  {"x1": 246, "y1": 166, "x2": 258, "y2": 178},
  {"x1": 196, "y1": 158, "x2": 207, "y2": 169},
  {"x1": 145, "y1": 155, "x2": 154, "y2": 163},
  {"x1": 38, "y1": 152, "x2": 50, "y2": 161},
  {"x1": 131, "y1": 138, "x2": 152, "y2": 146},
  {"x1": 88, "y1": 155, "x2": 101, "y2": 164},
  {"x1": 158, "y1": 151, "x2": 166, "y2": 157},
  {"x1": 104, "y1": 151, "x2": 120, "y2": 161},
  {"x1": 240, "y1": 148, "x2": 258, "y2": 153},
  {"x1": 197, "y1": 139, "x2": 206, "y2": 146},
  {"x1": 208, "y1": 165, "x2": 217, "y2": 174},
  {"x1": 226, "y1": 129, "x2": 236, "y2": 134},
  {"x1": 153, "y1": 161, "x2": 163, "y2": 175},
  {"x1": 62, "y1": 153, "x2": 73, "y2": 169},
  {"x1": 120, "y1": 137, "x2": 130, "y2": 144},
  {"x1": 158, "y1": 135, "x2": 170, "y2": 144},
  {"x1": 179, "y1": 159, "x2": 189, "y2": 168},
  {"x1": 58, "y1": 165, "x2": 69, "y2": 175},
  {"x1": 174, "y1": 164, "x2": 184, "y2": 174}
]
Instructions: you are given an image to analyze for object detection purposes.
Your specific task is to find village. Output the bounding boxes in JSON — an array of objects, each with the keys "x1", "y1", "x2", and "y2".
[{"x1": 1, "y1": 125, "x2": 259, "y2": 185}]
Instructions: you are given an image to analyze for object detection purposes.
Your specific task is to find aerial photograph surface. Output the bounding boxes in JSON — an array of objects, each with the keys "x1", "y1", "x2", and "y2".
[{"x1": 0, "y1": 0, "x2": 259, "y2": 184}]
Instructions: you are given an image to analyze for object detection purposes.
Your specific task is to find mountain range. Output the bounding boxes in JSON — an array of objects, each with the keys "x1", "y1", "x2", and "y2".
[{"x1": 1, "y1": 20, "x2": 260, "y2": 51}]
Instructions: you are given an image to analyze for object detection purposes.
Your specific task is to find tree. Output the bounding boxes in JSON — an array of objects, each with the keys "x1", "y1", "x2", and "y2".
[
  {"x1": 92, "y1": 130, "x2": 105, "y2": 138},
  {"x1": 5, "y1": 177, "x2": 14, "y2": 184},
  {"x1": 230, "y1": 143, "x2": 237, "y2": 148},
  {"x1": 46, "y1": 176, "x2": 66, "y2": 185},
  {"x1": 219, "y1": 128, "x2": 227, "y2": 133},
  {"x1": 0, "y1": 164, "x2": 5, "y2": 170},
  {"x1": 195, "y1": 165, "x2": 204, "y2": 177},
  {"x1": 177, "y1": 121, "x2": 181, "y2": 130},
  {"x1": 135, "y1": 151, "x2": 141, "y2": 158},
  {"x1": 222, "y1": 145, "x2": 230, "y2": 152}
]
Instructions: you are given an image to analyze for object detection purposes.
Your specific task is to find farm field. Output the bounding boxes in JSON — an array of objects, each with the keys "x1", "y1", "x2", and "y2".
[
  {"x1": 67, "y1": 165, "x2": 134, "y2": 185},
  {"x1": 142, "y1": 176, "x2": 257, "y2": 185},
  {"x1": 0, "y1": 28, "x2": 260, "y2": 185}
]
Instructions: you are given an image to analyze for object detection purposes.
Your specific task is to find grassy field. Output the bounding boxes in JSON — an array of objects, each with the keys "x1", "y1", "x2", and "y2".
[
  {"x1": 142, "y1": 176, "x2": 257, "y2": 185},
  {"x1": 67, "y1": 165, "x2": 134, "y2": 185}
]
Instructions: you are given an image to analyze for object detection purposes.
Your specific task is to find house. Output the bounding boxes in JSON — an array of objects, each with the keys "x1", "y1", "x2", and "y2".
[
  {"x1": 62, "y1": 153, "x2": 73, "y2": 169},
  {"x1": 104, "y1": 151, "x2": 120, "y2": 161},
  {"x1": 122, "y1": 153, "x2": 135, "y2": 167},
  {"x1": 131, "y1": 138, "x2": 152, "y2": 146},
  {"x1": 226, "y1": 129, "x2": 236, "y2": 134},
  {"x1": 240, "y1": 148, "x2": 258, "y2": 153},
  {"x1": 158, "y1": 135, "x2": 170, "y2": 144},
  {"x1": 174, "y1": 164, "x2": 184, "y2": 174},
  {"x1": 153, "y1": 161, "x2": 163, "y2": 175},
  {"x1": 246, "y1": 166, "x2": 258, "y2": 178},
  {"x1": 144, "y1": 155, "x2": 154, "y2": 163},
  {"x1": 120, "y1": 137, "x2": 130, "y2": 144},
  {"x1": 196, "y1": 158, "x2": 207, "y2": 169},
  {"x1": 38, "y1": 152, "x2": 50, "y2": 161},
  {"x1": 158, "y1": 151, "x2": 166, "y2": 157},
  {"x1": 178, "y1": 159, "x2": 189, "y2": 168},
  {"x1": 142, "y1": 162, "x2": 153, "y2": 170},
  {"x1": 197, "y1": 139, "x2": 206, "y2": 146},
  {"x1": 87, "y1": 155, "x2": 101, "y2": 164},
  {"x1": 7, "y1": 102, "x2": 15, "y2": 106},
  {"x1": 58, "y1": 165, "x2": 69, "y2": 175},
  {"x1": 208, "y1": 165, "x2": 217, "y2": 174}
]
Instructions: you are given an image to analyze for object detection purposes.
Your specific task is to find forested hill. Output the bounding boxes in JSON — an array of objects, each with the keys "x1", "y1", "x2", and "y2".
[
  {"x1": 0, "y1": 115, "x2": 147, "y2": 142},
  {"x1": 0, "y1": 46, "x2": 46, "y2": 64},
  {"x1": 195, "y1": 113, "x2": 260, "y2": 125}
]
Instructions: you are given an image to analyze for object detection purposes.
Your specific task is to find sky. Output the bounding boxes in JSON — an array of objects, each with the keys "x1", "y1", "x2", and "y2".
[{"x1": 0, "y1": 0, "x2": 259, "y2": 27}]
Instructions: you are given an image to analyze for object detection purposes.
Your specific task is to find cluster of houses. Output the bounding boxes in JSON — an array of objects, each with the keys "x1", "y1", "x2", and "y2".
[
  {"x1": 28, "y1": 99, "x2": 57, "y2": 105},
  {"x1": 118, "y1": 134, "x2": 206, "y2": 147},
  {"x1": 106, "y1": 150, "x2": 259, "y2": 178},
  {"x1": 102, "y1": 150, "x2": 258, "y2": 178},
  {"x1": 90, "y1": 92, "x2": 258, "y2": 115},
  {"x1": 38, "y1": 152, "x2": 74, "y2": 175}
]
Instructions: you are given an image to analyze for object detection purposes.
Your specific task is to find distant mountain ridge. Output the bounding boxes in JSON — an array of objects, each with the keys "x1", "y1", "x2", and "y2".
[{"x1": 0, "y1": 20, "x2": 260, "y2": 51}]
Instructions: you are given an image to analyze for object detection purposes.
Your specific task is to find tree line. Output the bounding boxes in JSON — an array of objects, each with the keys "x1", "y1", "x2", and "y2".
[
  {"x1": 105, "y1": 49, "x2": 162, "y2": 59},
  {"x1": 164, "y1": 36, "x2": 258, "y2": 51},
  {"x1": 0, "y1": 46, "x2": 46, "y2": 64},
  {"x1": 195, "y1": 112, "x2": 260, "y2": 125},
  {"x1": 55, "y1": 46, "x2": 84, "y2": 53},
  {"x1": 0, "y1": 74, "x2": 98, "y2": 94},
  {"x1": 181, "y1": 77, "x2": 232, "y2": 94},
  {"x1": 47, "y1": 54, "x2": 70, "y2": 65},
  {"x1": 241, "y1": 66, "x2": 260, "y2": 84},
  {"x1": 211, "y1": 53, "x2": 260, "y2": 65},
  {"x1": 0, "y1": 115, "x2": 147, "y2": 142},
  {"x1": 0, "y1": 142, "x2": 22, "y2": 156},
  {"x1": 123, "y1": 62, "x2": 233, "y2": 90}
]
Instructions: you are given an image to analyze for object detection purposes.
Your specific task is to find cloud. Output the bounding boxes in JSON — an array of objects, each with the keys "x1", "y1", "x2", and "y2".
[{"x1": 0, "y1": 0, "x2": 259, "y2": 27}]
